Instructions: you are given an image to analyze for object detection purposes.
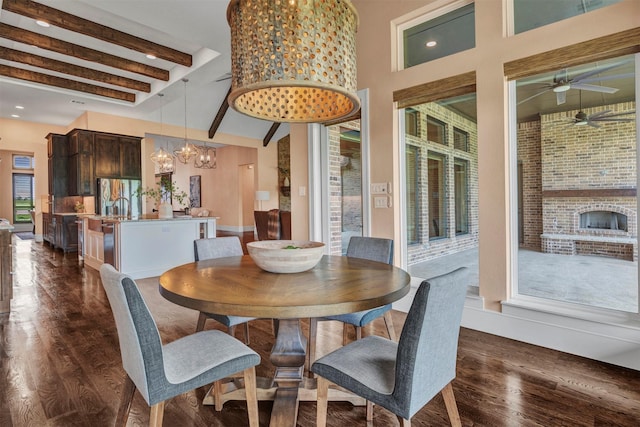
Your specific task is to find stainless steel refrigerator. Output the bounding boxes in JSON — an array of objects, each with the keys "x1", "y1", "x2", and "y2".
[{"x1": 96, "y1": 178, "x2": 142, "y2": 218}]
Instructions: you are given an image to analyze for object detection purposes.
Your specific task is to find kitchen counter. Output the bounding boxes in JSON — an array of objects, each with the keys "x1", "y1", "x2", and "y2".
[{"x1": 82, "y1": 215, "x2": 217, "y2": 279}]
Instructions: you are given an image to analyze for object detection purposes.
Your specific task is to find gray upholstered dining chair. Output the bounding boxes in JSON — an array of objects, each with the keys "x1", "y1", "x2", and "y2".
[
  {"x1": 312, "y1": 267, "x2": 468, "y2": 427},
  {"x1": 194, "y1": 237, "x2": 256, "y2": 344},
  {"x1": 308, "y1": 236, "x2": 396, "y2": 370},
  {"x1": 99, "y1": 264, "x2": 260, "y2": 427}
]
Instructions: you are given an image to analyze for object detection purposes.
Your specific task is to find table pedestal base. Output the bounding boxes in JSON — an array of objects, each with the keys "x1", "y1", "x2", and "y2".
[{"x1": 203, "y1": 318, "x2": 365, "y2": 426}]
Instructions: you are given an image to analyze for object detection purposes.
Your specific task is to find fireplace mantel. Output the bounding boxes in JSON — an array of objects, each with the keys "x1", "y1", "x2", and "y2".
[{"x1": 542, "y1": 189, "x2": 637, "y2": 198}]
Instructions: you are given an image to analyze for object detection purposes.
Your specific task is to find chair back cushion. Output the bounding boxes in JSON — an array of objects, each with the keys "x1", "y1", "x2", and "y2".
[
  {"x1": 194, "y1": 236, "x2": 243, "y2": 261},
  {"x1": 394, "y1": 267, "x2": 468, "y2": 418},
  {"x1": 346, "y1": 236, "x2": 393, "y2": 264},
  {"x1": 100, "y1": 264, "x2": 165, "y2": 404}
]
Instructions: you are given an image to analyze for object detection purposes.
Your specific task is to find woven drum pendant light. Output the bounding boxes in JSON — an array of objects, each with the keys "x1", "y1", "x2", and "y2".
[{"x1": 227, "y1": 0, "x2": 360, "y2": 123}]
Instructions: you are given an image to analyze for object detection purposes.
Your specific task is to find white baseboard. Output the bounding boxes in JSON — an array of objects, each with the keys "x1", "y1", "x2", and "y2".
[{"x1": 394, "y1": 281, "x2": 640, "y2": 371}]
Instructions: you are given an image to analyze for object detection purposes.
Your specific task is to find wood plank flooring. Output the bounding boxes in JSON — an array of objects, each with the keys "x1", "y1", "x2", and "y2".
[{"x1": 2, "y1": 236, "x2": 640, "y2": 426}]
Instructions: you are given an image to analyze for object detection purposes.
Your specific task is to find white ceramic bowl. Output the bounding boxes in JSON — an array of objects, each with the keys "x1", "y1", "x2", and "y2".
[{"x1": 247, "y1": 240, "x2": 325, "y2": 273}]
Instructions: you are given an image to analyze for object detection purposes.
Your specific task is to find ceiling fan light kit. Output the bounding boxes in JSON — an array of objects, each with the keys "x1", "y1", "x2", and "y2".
[{"x1": 226, "y1": 0, "x2": 361, "y2": 123}]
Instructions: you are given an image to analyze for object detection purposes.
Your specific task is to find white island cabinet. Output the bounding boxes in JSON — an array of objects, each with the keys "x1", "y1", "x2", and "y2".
[{"x1": 84, "y1": 216, "x2": 216, "y2": 279}]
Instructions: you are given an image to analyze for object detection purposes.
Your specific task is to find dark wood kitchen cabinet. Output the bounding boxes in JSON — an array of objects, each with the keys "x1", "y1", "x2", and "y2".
[
  {"x1": 46, "y1": 133, "x2": 68, "y2": 197},
  {"x1": 54, "y1": 215, "x2": 78, "y2": 253},
  {"x1": 68, "y1": 130, "x2": 95, "y2": 196},
  {"x1": 94, "y1": 133, "x2": 121, "y2": 178},
  {"x1": 42, "y1": 212, "x2": 55, "y2": 246},
  {"x1": 120, "y1": 137, "x2": 142, "y2": 178},
  {"x1": 94, "y1": 133, "x2": 142, "y2": 179}
]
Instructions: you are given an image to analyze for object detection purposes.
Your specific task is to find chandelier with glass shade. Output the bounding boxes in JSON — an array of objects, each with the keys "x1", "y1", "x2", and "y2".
[
  {"x1": 150, "y1": 93, "x2": 175, "y2": 173},
  {"x1": 173, "y1": 78, "x2": 198, "y2": 164}
]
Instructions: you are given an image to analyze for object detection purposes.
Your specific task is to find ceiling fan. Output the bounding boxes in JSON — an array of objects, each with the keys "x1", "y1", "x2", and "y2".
[
  {"x1": 566, "y1": 91, "x2": 635, "y2": 128},
  {"x1": 518, "y1": 60, "x2": 634, "y2": 106}
]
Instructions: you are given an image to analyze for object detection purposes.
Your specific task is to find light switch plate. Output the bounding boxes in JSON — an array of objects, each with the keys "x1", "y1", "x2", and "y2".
[
  {"x1": 372, "y1": 183, "x2": 388, "y2": 194},
  {"x1": 374, "y1": 196, "x2": 387, "y2": 208}
]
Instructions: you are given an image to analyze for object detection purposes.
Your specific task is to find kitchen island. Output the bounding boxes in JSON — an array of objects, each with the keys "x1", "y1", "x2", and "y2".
[{"x1": 83, "y1": 215, "x2": 217, "y2": 279}]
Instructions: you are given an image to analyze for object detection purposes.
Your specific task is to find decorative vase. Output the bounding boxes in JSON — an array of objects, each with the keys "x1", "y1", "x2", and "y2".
[
  {"x1": 158, "y1": 202, "x2": 173, "y2": 219},
  {"x1": 283, "y1": 176, "x2": 290, "y2": 187}
]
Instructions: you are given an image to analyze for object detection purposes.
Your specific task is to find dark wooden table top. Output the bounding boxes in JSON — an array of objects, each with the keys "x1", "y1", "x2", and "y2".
[{"x1": 159, "y1": 255, "x2": 411, "y2": 319}]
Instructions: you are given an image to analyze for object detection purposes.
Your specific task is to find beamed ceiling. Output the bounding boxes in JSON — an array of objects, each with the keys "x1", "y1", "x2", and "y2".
[{"x1": 0, "y1": 0, "x2": 290, "y2": 144}]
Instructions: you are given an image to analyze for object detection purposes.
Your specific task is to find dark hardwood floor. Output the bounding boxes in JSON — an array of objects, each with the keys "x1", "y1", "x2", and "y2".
[{"x1": 2, "y1": 236, "x2": 640, "y2": 426}]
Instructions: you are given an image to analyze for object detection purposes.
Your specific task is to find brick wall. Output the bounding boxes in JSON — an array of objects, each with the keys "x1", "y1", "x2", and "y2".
[
  {"x1": 518, "y1": 120, "x2": 542, "y2": 250},
  {"x1": 535, "y1": 101, "x2": 637, "y2": 260},
  {"x1": 405, "y1": 101, "x2": 479, "y2": 265}
]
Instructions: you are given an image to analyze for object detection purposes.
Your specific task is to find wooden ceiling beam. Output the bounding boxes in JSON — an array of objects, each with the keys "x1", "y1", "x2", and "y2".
[
  {"x1": 2, "y1": 0, "x2": 192, "y2": 67},
  {"x1": 263, "y1": 123, "x2": 281, "y2": 147},
  {"x1": 0, "y1": 64, "x2": 136, "y2": 102},
  {"x1": 208, "y1": 87, "x2": 232, "y2": 139},
  {"x1": 0, "y1": 23, "x2": 169, "y2": 81},
  {"x1": 0, "y1": 46, "x2": 150, "y2": 92}
]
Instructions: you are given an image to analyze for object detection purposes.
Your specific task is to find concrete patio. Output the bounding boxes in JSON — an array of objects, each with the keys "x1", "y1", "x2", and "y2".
[{"x1": 408, "y1": 247, "x2": 638, "y2": 312}]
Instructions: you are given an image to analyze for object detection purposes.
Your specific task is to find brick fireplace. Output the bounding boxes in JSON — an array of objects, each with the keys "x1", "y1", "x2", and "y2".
[{"x1": 532, "y1": 101, "x2": 637, "y2": 261}]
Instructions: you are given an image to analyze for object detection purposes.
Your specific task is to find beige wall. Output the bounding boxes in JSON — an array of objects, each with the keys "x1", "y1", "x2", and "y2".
[
  {"x1": 348, "y1": 0, "x2": 639, "y2": 310},
  {"x1": 0, "y1": 119, "x2": 66, "y2": 235}
]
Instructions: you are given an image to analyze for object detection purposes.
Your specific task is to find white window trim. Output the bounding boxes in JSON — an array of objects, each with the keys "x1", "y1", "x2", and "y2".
[
  {"x1": 308, "y1": 89, "x2": 371, "y2": 249},
  {"x1": 392, "y1": 0, "x2": 474, "y2": 72}
]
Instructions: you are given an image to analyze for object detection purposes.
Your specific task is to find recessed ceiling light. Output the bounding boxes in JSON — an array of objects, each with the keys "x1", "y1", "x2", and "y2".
[
  {"x1": 425, "y1": 40, "x2": 437, "y2": 47},
  {"x1": 36, "y1": 20, "x2": 50, "y2": 27},
  {"x1": 11, "y1": 114, "x2": 20, "y2": 118},
  {"x1": 15, "y1": 105, "x2": 24, "y2": 109},
  {"x1": 146, "y1": 54, "x2": 157, "y2": 60}
]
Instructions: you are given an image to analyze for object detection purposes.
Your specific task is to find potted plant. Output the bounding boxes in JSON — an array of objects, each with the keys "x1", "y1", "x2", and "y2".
[{"x1": 136, "y1": 180, "x2": 189, "y2": 218}]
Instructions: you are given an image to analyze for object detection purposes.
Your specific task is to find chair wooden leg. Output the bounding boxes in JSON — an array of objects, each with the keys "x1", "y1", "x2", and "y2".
[
  {"x1": 115, "y1": 376, "x2": 136, "y2": 426},
  {"x1": 308, "y1": 318, "x2": 319, "y2": 377},
  {"x1": 243, "y1": 367, "x2": 259, "y2": 427},
  {"x1": 149, "y1": 400, "x2": 165, "y2": 427},
  {"x1": 342, "y1": 323, "x2": 349, "y2": 345},
  {"x1": 243, "y1": 322, "x2": 251, "y2": 345},
  {"x1": 397, "y1": 415, "x2": 411, "y2": 427},
  {"x1": 441, "y1": 383, "x2": 462, "y2": 427},
  {"x1": 195, "y1": 312, "x2": 207, "y2": 332},
  {"x1": 213, "y1": 380, "x2": 224, "y2": 411},
  {"x1": 355, "y1": 326, "x2": 362, "y2": 340},
  {"x1": 366, "y1": 400, "x2": 374, "y2": 422},
  {"x1": 383, "y1": 311, "x2": 397, "y2": 341},
  {"x1": 317, "y1": 376, "x2": 330, "y2": 427}
]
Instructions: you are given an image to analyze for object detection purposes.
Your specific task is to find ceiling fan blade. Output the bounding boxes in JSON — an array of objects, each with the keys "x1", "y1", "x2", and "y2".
[
  {"x1": 517, "y1": 88, "x2": 552, "y2": 105},
  {"x1": 588, "y1": 110, "x2": 612, "y2": 119},
  {"x1": 570, "y1": 59, "x2": 633, "y2": 83},
  {"x1": 592, "y1": 118, "x2": 635, "y2": 122},
  {"x1": 586, "y1": 121, "x2": 601, "y2": 128},
  {"x1": 595, "y1": 111, "x2": 635, "y2": 118},
  {"x1": 556, "y1": 91, "x2": 566, "y2": 105},
  {"x1": 578, "y1": 73, "x2": 635, "y2": 84},
  {"x1": 570, "y1": 83, "x2": 619, "y2": 94}
]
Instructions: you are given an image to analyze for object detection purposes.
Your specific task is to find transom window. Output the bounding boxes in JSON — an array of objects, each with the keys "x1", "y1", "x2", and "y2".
[{"x1": 427, "y1": 116, "x2": 447, "y2": 145}]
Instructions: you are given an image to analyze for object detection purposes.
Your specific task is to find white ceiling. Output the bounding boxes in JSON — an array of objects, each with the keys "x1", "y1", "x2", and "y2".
[{"x1": 0, "y1": 0, "x2": 290, "y2": 143}]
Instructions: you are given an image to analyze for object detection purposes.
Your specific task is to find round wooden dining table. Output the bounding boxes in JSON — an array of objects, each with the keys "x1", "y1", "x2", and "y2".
[{"x1": 159, "y1": 254, "x2": 411, "y2": 427}]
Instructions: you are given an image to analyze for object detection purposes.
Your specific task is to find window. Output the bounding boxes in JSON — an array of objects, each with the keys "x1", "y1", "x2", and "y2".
[
  {"x1": 13, "y1": 173, "x2": 35, "y2": 223},
  {"x1": 402, "y1": 2, "x2": 475, "y2": 68},
  {"x1": 405, "y1": 109, "x2": 420, "y2": 137},
  {"x1": 513, "y1": 53, "x2": 637, "y2": 313},
  {"x1": 427, "y1": 116, "x2": 447, "y2": 145},
  {"x1": 428, "y1": 152, "x2": 447, "y2": 240},
  {"x1": 454, "y1": 127, "x2": 469, "y2": 151},
  {"x1": 406, "y1": 145, "x2": 419, "y2": 244},
  {"x1": 454, "y1": 159, "x2": 469, "y2": 235},
  {"x1": 513, "y1": 0, "x2": 622, "y2": 34},
  {"x1": 13, "y1": 154, "x2": 34, "y2": 170}
]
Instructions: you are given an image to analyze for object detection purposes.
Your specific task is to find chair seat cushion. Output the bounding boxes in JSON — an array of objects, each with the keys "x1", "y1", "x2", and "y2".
[
  {"x1": 321, "y1": 304, "x2": 391, "y2": 327},
  {"x1": 163, "y1": 330, "x2": 260, "y2": 386},
  {"x1": 203, "y1": 313, "x2": 256, "y2": 327},
  {"x1": 312, "y1": 335, "x2": 397, "y2": 398}
]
